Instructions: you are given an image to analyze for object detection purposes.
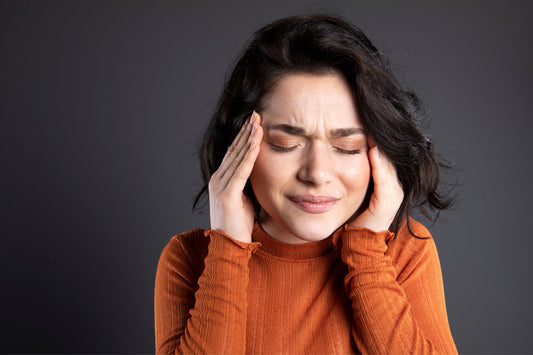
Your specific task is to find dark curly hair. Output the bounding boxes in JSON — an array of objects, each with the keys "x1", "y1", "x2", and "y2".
[{"x1": 193, "y1": 14, "x2": 453, "y2": 236}]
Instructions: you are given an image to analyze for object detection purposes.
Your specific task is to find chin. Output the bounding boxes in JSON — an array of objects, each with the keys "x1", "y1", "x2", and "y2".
[{"x1": 285, "y1": 217, "x2": 345, "y2": 242}]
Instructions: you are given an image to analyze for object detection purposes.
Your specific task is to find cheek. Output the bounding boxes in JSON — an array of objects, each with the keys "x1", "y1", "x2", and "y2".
[
  {"x1": 250, "y1": 150, "x2": 269, "y2": 188},
  {"x1": 250, "y1": 145, "x2": 300, "y2": 206},
  {"x1": 341, "y1": 156, "x2": 371, "y2": 191},
  {"x1": 250, "y1": 147, "x2": 284, "y2": 196}
]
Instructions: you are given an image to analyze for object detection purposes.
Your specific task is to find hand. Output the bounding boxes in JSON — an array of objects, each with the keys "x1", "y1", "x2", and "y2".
[
  {"x1": 349, "y1": 141, "x2": 404, "y2": 232},
  {"x1": 209, "y1": 111, "x2": 263, "y2": 243}
]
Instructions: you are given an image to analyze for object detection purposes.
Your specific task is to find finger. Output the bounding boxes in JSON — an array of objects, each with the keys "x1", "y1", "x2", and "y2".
[
  {"x1": 369, "y1": 146, "x2": 403, "y2": 202},
  {"x1": 217, "y1": 112, "x2": 255, "y2": 176},
  {"x1": 225, "y1": 114, "x2": 263, "y2": 193},
  {"x1": 218, "y1": 112, "x2": 261, "y2": 186},
  {"x1": 369, "y1": 146, "x2": 395, "y2": 184},
  {"x1": 218, "y1": 112, "x2": 253, "y2": 172},
  {"x1": 219, "y1": 112, "x2": 261, "y2": 186}
]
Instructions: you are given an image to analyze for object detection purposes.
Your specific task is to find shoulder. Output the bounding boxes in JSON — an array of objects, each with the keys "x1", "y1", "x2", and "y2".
[
  {"x1": 159, "y1": 228, "x2": 209, "y2": 261},
  {"x1": 156, "y1": 228, "x2": 209, "y2": 283},
  {"x1": 386, "y1": 219, "x2": 441, "y2": 284}
]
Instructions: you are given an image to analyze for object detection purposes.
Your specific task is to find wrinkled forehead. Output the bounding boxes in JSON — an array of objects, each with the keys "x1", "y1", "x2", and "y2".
[{"x1": 259, "y1": 73, "x2": 363, "y2": 134}]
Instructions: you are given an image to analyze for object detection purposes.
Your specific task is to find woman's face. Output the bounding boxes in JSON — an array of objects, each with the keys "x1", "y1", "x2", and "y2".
[{"x1": 250, "y1": 72, "x2": 371, "y2": 243}]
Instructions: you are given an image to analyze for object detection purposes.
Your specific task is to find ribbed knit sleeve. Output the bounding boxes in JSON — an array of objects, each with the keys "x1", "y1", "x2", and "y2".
[
  {"x1": 340, "y1": 223, "x2": 458, "y2": 355},
  {"x1": 154, "y1": 229, "x2": 260, "y2": 354}
]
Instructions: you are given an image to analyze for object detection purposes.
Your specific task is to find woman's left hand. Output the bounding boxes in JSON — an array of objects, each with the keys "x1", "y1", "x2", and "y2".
[{"x1": 348, "y1": 144, "x2": 404, "y2": 232}]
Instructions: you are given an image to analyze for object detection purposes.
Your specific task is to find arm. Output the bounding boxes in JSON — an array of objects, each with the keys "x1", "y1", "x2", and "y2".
[
  {"x1": 154, "y1": 229, "x2": 260, "y2": 354},
  {"x1": 340, "y1": 225, "x2": 457, "y2": 354},
  {"x1": 345, "y1": 144, "x2": 456, "y2": 354},
  {"x1": 155, "y1": 112, "x2": 264, "y2": 354}
]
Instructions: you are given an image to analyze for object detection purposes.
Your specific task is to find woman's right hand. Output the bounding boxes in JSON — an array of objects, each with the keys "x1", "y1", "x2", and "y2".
[{"x1": 208, "y1": 111, "x2": 263, "y2": 244}]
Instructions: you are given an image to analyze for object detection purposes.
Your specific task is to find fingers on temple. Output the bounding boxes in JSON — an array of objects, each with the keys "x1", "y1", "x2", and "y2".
[
  {"x1": 369, "y1": 147, "x2": 391, "y2": 183},
  {"x1": 216, "y1": 111, "x2": 262, "y2": 190},
  {"x1": 217, "y1": 113, "x2": 254, "y2": 174},
  {"x1": 369, "y1": 146, "x2": 403, "y2": 199},
  {"x1": 226, "y1": 118, "x2": 263, "y2": 192}
]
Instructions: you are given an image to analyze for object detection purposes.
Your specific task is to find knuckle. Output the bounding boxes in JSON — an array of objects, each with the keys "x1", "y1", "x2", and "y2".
[
  {"x1": 209, "y1": 172, "x2": 219, "y2": 184},
  {"x1": 208, "y1": 176, "x2": 221, "y2": 191},
  {"x1": 227, "y1": 143, "x2": 237, "y2": 156},
  {"x1": 229, "y1": 158, "x2": 241, "y2": 170}
]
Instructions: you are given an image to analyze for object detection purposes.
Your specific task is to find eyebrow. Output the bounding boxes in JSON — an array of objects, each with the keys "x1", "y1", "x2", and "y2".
[
  {"x1": 331, "y1": 127, "x2": 366, "y2": 137},
  {"x1": 267, "y1": 124, "x2": 365, "y2": 137}
]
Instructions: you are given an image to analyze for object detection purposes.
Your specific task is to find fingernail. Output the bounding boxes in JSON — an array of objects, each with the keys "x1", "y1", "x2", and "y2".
[{"x1": 251, "y1": 121, "x2": 257, "y2": 135}]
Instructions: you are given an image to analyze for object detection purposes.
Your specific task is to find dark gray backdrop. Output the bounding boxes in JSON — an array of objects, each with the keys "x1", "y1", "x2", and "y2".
[{"x1": 2, "y1": 0, "x2": 532, "y2": 353}]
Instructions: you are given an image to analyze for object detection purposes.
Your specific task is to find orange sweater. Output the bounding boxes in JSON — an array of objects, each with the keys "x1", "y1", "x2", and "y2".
[{"x1": 154, "y1": 220, "x2": 457, "y2": 354}]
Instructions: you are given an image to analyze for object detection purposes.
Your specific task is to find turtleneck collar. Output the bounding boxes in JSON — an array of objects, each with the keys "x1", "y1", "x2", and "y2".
[{"x1": 252, "y1": 222, "x2": 342, "y2": 259}]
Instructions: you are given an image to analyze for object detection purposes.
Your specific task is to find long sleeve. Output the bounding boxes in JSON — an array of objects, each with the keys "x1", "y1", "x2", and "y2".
[
  {"x1": 339, "y1": 221, "x2": 457, "y2": 355},
  {"x1": 154, "y1": 229, "x2": 260, "y2": 354}
]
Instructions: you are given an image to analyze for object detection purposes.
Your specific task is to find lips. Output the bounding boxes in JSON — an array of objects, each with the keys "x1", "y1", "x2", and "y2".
[{"x1": 288, "y1": 195, "x2": 339, "y2": 214}]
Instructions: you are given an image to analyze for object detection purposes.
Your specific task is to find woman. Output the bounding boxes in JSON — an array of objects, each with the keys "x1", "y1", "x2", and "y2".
[{"x1": 155, "y1": 14, "x2": 457, "y2": 354}]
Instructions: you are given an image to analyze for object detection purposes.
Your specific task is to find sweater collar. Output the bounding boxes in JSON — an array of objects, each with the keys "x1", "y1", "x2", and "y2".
[{"x1": 252, "y1": 222, "x2": 340, "y2": 259}]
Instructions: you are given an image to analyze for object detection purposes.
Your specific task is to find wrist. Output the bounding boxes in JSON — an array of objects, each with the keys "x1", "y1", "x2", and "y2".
[{"x1": 348, "y1": 213, "x2": 392, "y2": 233}]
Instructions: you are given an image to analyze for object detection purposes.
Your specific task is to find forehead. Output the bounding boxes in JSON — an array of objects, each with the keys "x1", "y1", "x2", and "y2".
[{"x1": 260, "y1": 72, "x2": 363, "y2": 130}]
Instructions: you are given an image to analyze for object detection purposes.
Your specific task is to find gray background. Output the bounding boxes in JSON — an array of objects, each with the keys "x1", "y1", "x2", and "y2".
[{"x1": 2, "y1": 0, "x2": 532, "y2": 353}]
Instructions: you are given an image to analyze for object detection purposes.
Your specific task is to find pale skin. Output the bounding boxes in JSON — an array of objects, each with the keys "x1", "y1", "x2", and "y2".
[{"x1": 209, "y1": 73, "x2": 404, "y2": 244}]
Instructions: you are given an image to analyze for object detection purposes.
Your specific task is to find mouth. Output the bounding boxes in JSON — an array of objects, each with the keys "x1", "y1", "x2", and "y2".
[{"x1": 288, "y1": 195, "x2": 339, "y2": 214}]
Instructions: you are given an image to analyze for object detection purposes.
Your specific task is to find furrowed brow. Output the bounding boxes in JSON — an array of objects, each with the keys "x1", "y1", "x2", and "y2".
[
  {"x1": 330, "y1": 128, "x2": 366, "y2": 137},
  {"x1": 267, "y1": 124, "x2": 307, "y2": 136}
]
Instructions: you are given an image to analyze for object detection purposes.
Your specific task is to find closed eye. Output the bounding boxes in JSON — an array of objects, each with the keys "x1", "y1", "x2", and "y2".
[
  {"x1": 269, "y1": 144, "x2": 297, "y2": 153},
  {"x1": 270, "y1": 144, "x2": 361, "y2": 154},
  {"x1": 335, "y1": 148, "x2": 361, "y2": 155}
]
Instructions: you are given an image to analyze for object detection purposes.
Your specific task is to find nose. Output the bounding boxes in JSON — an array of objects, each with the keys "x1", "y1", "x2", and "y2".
[{"x1": 297, "y1": 142, "x2": 334, "y2": 186}]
